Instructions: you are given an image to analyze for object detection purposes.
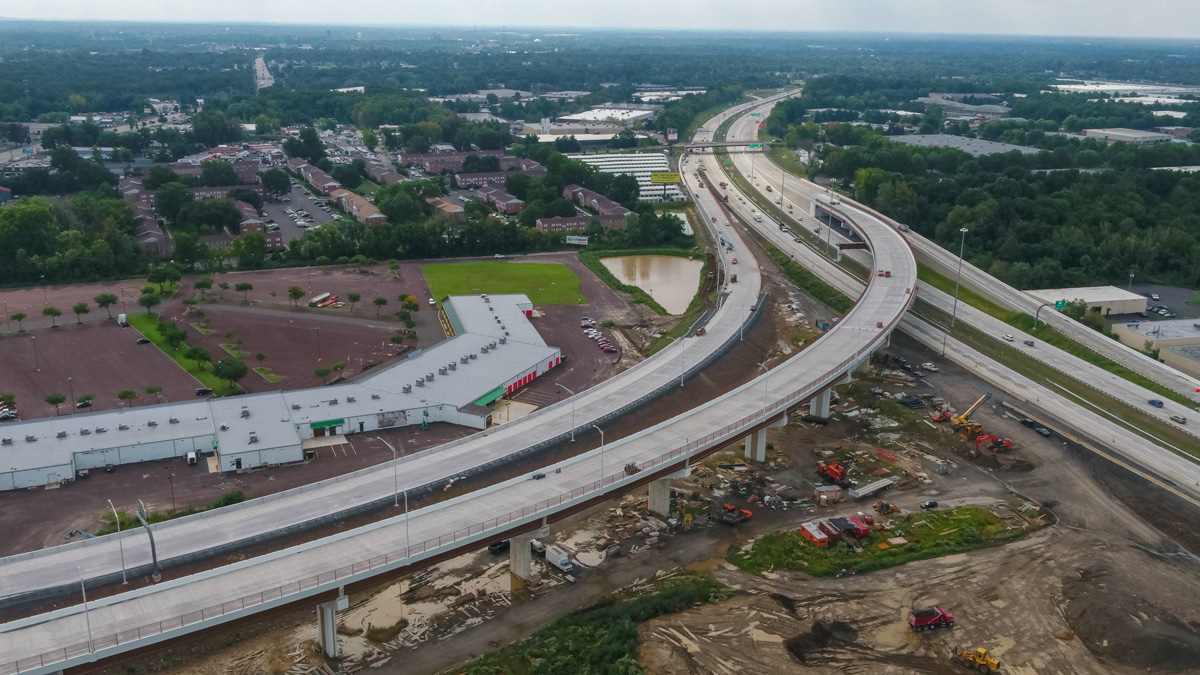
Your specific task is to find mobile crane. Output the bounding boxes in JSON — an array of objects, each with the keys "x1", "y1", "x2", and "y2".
[{"x1": 952, "y1": 393, "x2": 991, "y2": 439}]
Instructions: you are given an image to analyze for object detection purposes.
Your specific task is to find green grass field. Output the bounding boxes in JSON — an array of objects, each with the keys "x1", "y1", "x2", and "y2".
[
  {"x1": 422, "y1": 261, "x2": 585, "y2": 305},
  {"x1": 127, "y1": 313, "x2": 238, "y2": 395},
  {"x1": 353, "y1": 179, "x2": 380, "y2": 196},
  {"x1": 253, "y1": 366, "x2": 286, "y2": 383}
]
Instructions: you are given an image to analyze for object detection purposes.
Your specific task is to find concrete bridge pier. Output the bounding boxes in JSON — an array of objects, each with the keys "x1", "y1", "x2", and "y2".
[
  {"x1": 744, "y1": 414, "x2": 788, "y2": 462},
  {"x1": 649, "y1": 466, "x2": 692, "y2": 518},
  {"x1": 809, "y1": 372, "x2": 853, "y2": 419},
  {"x1": 315, "y1": 594, "x2": 349, "y2": 657},
  {"x1": 510, "y1": 523, "x2": 550, "y2": 588}
]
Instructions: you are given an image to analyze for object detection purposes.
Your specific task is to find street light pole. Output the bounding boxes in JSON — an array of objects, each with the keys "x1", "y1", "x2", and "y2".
[
  {"x1": 556, "y1": 383, "x2": 575, "y2": 441},
  {"x1": 1128, "y1": 271, "x2": 1135, "y2": 291},
  {"x1": 68, "y1": 376, "x2": 74, "y2": 414},
  {"x1": 108, "y1": 499, "x2": 127, "y2": 584},
  {"x1": 404, "y1": 490, "x2": 410, "y2": 554},
  {"x1": 591, "y1": 425, "x2": 605, "y2": 485},
  {"x1": 758, "y1": 362, "x2": 769, "y2": 411},
  {"x1": 78, "y1": 567, "x2": 93, "y2": 651},
  {"x1": 942, "y1": 227, "x2": 969, "y2": 357},
  {"x1": 31, "y1": 335, "x2": 39, "y2": 372},
  {"x1": 380, "y1": 438, "x2": 399, "y2": 507}
]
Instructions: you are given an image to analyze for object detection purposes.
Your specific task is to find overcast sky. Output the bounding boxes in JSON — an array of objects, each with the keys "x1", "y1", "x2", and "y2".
[{"x1": 7, "y1": 0, "x2": 1200, "y2": 39}]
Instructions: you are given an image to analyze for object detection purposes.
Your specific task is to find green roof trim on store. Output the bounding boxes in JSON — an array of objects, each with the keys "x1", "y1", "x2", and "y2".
[
  {"x1": 310, "y1": 419, "x2": 346, "y2": 429},
  {"x1": 472, "y1": 386, "x2": 506, "y2": 407}
]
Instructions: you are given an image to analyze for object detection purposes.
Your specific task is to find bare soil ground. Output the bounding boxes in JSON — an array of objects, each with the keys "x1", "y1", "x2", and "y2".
[{"x1": 0, "y1": 321, "x2": 202, "y2": 419}]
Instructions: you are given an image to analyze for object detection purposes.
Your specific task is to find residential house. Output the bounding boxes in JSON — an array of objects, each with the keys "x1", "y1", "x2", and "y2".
[
  {"x1": 330, "y1": 189, "x2": 387, "y2": 226},
  {"x1": 476, "y1": 186, "x2": 524, "y2": 215},
  {"x1": 562, "y1": 184, "x2": 633, "y2": 217},
  {"x1": 534, "y1": 214, "x2": 627, "y2": 233}
]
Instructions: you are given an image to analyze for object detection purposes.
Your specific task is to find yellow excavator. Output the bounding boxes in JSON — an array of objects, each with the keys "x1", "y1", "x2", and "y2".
[
  {"x1": 950, "y1": 646, "x2": 1002, "y2": 672},
  {"x1": 952, "y1": 393, "x2": 991, "y2": 439}
]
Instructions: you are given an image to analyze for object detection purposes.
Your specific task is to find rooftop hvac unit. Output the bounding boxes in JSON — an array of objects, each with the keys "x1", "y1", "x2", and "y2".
[
  {"x1": 489, "y1": 306, "x2": 494, "y2": 312},
  {"x1": 118, "y1": 424, "x2": 129, "y2": 431},
  {"x1": 449, "y1": 362, "x2": 457, "y2": 371},
  {"x1": 292, "y1": 403, "x2": 301, "y2": 410},
  {"x1": 24, "y1": 435, "x2": 36, "y2": 443},
  {"x1": 220, "y1": 424, "x2": 229, "y2": 431},
  {"x1": 489, "y1": 341, "x2": 497, "y2": 349},
  {"x1": 169, "y1": 417, "x2": 179, "y2": 424},
  {"x1": 371, "y1": 393, "x2": 381, "y2": 400},
  {"x1": 240, "y1": 409, "x2": 250, "y2": 418},
  {"x1": 95, "y1": 427, "x2": 107, "y2": 433},
  {"x1": 79, "y1": 429, "x2": 91, "y2": 435},
  {"x1": 469, "y1": 352, "x2": 478, "y2": 359},
  {"x1": 460, "y1": 356, "x2": 469, "y2": 364},
  {"x1": 0, "y1": 438, "x2": 10, "y2": 445},
  {"x1": 147, "y1": 421, "x2": 158, "y2": 427},
  {"x1": 329, "y1": 399, "x2": 339, "y2": 405},
  {"x1": 438, "y1": 366, "x2": 447, "y2": 375},
  {"x1": 402, "y1": 384, "x2": 412, "y2": 393},
  {"x1": 416, "y1": 377, "x2": 425, "y2": 387},
  {"x1": 56, "y1": 431, "x2": 67, "y2": 438},
  {"x1": 427, "y1": 372, "x2": 435, "y2": 381},
  {"x1": 347, "y1": 396, "x2": 356, "y2": 403},
  {"x1": 249, "y1": 432, "x2": 258, "y2": 444},
  {"x1": 480, "y1": 346, "x2": 489, "y2": 354},
  {"x1": 500, "y1": 336, "x2": 507, "y2": 344}
]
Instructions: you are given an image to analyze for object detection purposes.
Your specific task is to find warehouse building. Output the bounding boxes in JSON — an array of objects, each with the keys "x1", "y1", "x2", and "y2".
[
  {"x1": 0, "y1": 295, "x2": 559, "y2": 490},
  {"x1": 1111, "y1": 318, "x2": 1200, "y2": 353},
  {"x1": 1026, "y1": 286, "x2": 1147, "y2": 317},
  {"x1": 1161, "y1": 344, "x2": 1200, "y2": 380},
  {"x1": 567, "y1": 152, "x2": 683, "y2": 202},
  {"x1": 1081, "y1": 128, "x2": 1175, "y2": 145}
]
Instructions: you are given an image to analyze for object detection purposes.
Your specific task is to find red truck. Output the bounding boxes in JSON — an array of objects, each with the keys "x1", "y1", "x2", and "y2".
[{"x1": 908, "y1": 607, "x2": 954, "y2": 632}]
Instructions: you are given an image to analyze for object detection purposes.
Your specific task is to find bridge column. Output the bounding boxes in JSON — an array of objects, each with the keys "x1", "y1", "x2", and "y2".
[
  {"x1": 510, "y1": 524, "x2": 550, "y2": 587},
  {"x1": 649, "y1": 466, "x2": 691, "y2": 518},
  {"x1": 315, "y1": 594, "x2": 348, "y2": 658},
  {"x1": 809, "y1": 389, "x2": 832, "y2": 419},
  {"x1": 743, "y1": 414, "x2": 787, "y2": 462}
]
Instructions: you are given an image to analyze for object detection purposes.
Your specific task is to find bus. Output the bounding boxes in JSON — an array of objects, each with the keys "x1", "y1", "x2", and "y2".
[
  {"x1": 308, "y1": 292, "x2": 331, "y2": 307},
  {"x1": 317, "y1": 295, "x2": 338, "y2": 308}
]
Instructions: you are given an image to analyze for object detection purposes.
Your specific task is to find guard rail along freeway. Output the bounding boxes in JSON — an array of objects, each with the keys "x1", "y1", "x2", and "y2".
[{"x1": 0, "y1": 171, "x2": 918, "y2": 675}]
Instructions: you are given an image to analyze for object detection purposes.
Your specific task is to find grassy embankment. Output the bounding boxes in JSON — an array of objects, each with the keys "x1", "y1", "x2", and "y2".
[
  {"x1": 127, "y1": 303, "x2": 240, "y2": 397},
  {"x1": 459, "y1": 570, "x2": 729, "y2": 674},
  {"x1": 732, "y1": 505, "x2": 1037, "y2": 577}
]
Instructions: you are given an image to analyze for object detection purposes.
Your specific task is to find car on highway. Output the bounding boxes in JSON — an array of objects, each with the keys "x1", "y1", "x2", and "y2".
[
  {"x1": 920, "y1": 362, "x2": 939, "y2": 372},
  {"x1": 731, "y1": 258, "x2": 738, "y2": 264},
  {"x1": 1148, "y1": 399, "x2": 1165, "y2": 408},
  {"x1": 1035, "y1": 427, "x2": 1052, "y2": 437},
  {"x1": 1002, "y1": 334, "x2": 1015, "y2": 342},
  {"x1": 794, "y1": 237, "x2": 802, "y2": 242},
  {"x1": 1020, "y1": 418, "x2": 1035, "y2": 428},
  {"x1": 494, "y1": 254, "x2": 505, "y2": 259},
  {"x1": 1023, "y1": 339, "x2": 1035, "y2": 347},
  {"x1": 136, "y1": 337, "x2": 151, "y2": 344},
  {"x1": 1171, "y1": 415, "x2": 1188, "y2": 424}
]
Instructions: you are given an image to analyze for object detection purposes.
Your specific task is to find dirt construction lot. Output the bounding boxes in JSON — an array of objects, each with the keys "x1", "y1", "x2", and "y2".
[{"x1": 0, "y1": 321, "x2": 201, "y2": 418}]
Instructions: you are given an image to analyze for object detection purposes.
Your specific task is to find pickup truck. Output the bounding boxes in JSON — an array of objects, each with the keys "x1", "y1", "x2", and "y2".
[{"x1": 908, "y1": 606, "x2": 954, "y2": 632}]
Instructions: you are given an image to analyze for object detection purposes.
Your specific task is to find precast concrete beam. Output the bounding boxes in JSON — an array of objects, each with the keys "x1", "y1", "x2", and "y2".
[{"x1": 316, "y1": 594, "x2": 349, "y2": 658}]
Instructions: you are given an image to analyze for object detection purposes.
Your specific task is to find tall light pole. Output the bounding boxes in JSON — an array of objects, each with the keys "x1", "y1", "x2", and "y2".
[
  {"x1": 137, "y1": 499, "x2": 162, "y2": 582},
  {"x1": 31, "y1": 335, "x2": 39, "y2": 372},
  {"x1": 108, "y1": 499, "x2": 127, "y2": 584},
  {"x1": 556, "y1": 383, "x2": 576, "y2": 441},
  {"x1": 942, "y1": 226, "x2": 968, "y2": 357},
  {"x1": 758, "y1": 362, "x2": 769, "y2": 411},
  {"x1": 591, "y1": 425, "x2": 605, "y2": 485},
  {"x1": 1128, "y1": 270, "x2": 1135, "y2": 291},
  {"x1": 665, "y1": 337, "x2": 686, "y2": 387},
  {"x1": 78, "y1": 567, "x2": 93, "y2": 651},
  {"x1": 403, "y1": 489, "x2": 410, "y2": 555},
  {"x1": 68, "y1": 376, "x2": 74, "y2": 414},
  {"x1": 380, "y1": 437, "x2": 398, "y2": 507}
]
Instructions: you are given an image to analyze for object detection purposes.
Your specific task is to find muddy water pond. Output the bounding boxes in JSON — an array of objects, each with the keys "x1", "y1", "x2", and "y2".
[{"x1": 601, "y1": 255, "x2": 703, "y2": 315}]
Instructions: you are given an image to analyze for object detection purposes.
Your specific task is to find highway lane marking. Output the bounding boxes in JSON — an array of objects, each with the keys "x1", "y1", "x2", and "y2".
[{"x1": 1044, "y1": 378, "x2": 1189, "y2": 456}]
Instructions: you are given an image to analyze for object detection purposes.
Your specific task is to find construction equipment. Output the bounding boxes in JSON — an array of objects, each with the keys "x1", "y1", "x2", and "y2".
[
  {"x1": 817, "y1": 460, "x2": 850, "y2": 486},
  {"x1": 950, "y1": 646, "x2": 1001, "y2": 672},
  {"x1": 929, "y1": 408, "x2": 951, "y2": 423},
  {"x1": 975, "y1": 435, "x2": 1014, "y2": 453},
  {"x1": 624, "y1": 462, "x2": 641, "y2": 475},
  {"x1": 952, "y1": 393, "x2": 992, "y2": 439},
  {"x1": 873, "y1": 499, "x2": 900, "y2": 515},
  {"x1": 909, "y1": 606, "x2": 954, "y2": 632}
]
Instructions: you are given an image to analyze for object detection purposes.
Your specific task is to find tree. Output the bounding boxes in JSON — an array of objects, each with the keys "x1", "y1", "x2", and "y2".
[
  {"x1": 331, "y1": 361, "x2": 347, "y2": 374},
  {"x1": 212, "y1": 357, "x2": 249, "y2": 389},
  {"x1": 218, "y1": 282, "x2": 230, "y2": 299},
  {"x1": 315, "y1": 367, "x2": 332, "y2": 384},
  {"x1": 155, "y1": 182, "x2": 194, "y2": 224},
  {"x1": 42, "y1": 306, "x2": 62, "y2": 327},
  {"x1": 235, "y1": 282, "x2": 253, "y2": 301},
  {"x1": 193, "y1": 277, "x2": 213, "y2": 297},
  {"x1": 44, "y1": 393, "x2": 66, "y2": 416},
  {"x1": 347, "y1": 292, "x2": 361, "y2": 311},
  {"x1": 11, "y1": 312, "x2": 25, "y2": 331},
  {"x1": 200, "y1": 160, "x2": 238, "y2": 187},
  {"x1": 94, "y1": 293, "x2": 119, "y2": 319},
  {"x1": 143, "y1": 165, "x2": 180, "y2": 190},
  {"x1": 0, "y1": 393, "x2": 16, "y2": 408},
  {"x1": 232, "y1": 233, "x2": 268, "y2": 269},
  {"x1": 185, "y1": 346, "x2": 213, "y2": 370},
  {"x1": 157, "y1": 320, "x2": 189, "y2": 349},
  {"x1": 287, "y1": 285, "x2": 305, "y2": 307},
  {"x1": 145, "y1": 385, "x2": 163, "y2": 402},
  {"x1": 117, "y1": 389, "x2": 138, "y2": 406},
  {"x1": 181, "y1": 297, "x2": 199, "y2": 313},
  {"x1": 77, "y1": 393, "x2": 95, "y2": 407},
  {"x1": 71, "y1": 302, "x2": 89, "y2": 324},
  {"x1": 373, "y1": 297, "x2": 388, "y2": 314},
  {"x1": 260, "y1": 168, "x2": 291, "y2": 198},
  {"x1": 402, "y1": 297, "x2": 420, "y2": 312},
  {"x1": 137, "y1": 294, "x2": 161, "y2": 313},
  {"x1": 255, "y1": 352, "x2": 266, "y2": 362},
  {"x1": 362, "y1": 129, "x2": 378, "y2": 151},
  {"x1": 141, "y1": 285, "x2": 158, "y2": 296}
]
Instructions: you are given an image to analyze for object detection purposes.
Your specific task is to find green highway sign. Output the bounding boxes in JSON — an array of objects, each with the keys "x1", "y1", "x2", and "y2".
[
  {"x1": 750, "y1": 113, "x2": 760, "y2": 116},
  {"x1": 748, "y1": 143, "x2": 764, "y2": 149},
  {"x1": 1054, "y1": 300, "x2": 1066, "y2": 310}
]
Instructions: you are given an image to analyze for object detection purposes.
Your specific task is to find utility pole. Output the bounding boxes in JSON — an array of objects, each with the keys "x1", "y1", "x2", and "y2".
[
  {"x1": 556, "y1": 383, "x2": 575, "y2": 441},
  {"x1": 108, "y1": 499, "x2": 127, "y2": 584},
  {"x1": 592, "y1": 425, "x2": 605, "y2": 485}
]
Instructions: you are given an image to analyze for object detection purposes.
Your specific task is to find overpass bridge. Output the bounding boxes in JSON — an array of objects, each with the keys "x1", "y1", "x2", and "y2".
[{"x1": 0, "y1": 94, "x2": 918, "y2": 675}]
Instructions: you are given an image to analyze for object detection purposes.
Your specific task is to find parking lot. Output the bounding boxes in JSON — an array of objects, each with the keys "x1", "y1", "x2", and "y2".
[{"x1": 260, "y1": 184, "x2": 340, "y2": 244}]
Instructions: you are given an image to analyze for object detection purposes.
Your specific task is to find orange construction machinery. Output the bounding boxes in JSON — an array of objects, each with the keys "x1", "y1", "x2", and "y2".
[
  {"x1": 975, "y1": 435, "x2": 1014, "y2": 452},
  {"x1": 873, "y1": 499, "x2": 901, "y2": 515},
  {"x1": 817, "y1": 460, "x2": 851, "y2": 487},
  {"x1": 952, "y1": 393, "x2": 991, "y2": 439}
]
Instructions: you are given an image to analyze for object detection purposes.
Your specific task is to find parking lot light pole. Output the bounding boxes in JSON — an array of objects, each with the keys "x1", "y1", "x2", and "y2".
[
  {"x1": 942, "y1": 227, "x2": 969, "y2": 357},
  {"x1": 108, "y1": 499, "x2": 127, "y2": 584},
  {"x1": 592, "y1": 425, "x2": 605, "y2": 485},
  {"x1": 79, "y1": 567, "x2": 93, "y2": 651},
  {"x1": 556, "y1": 383, "x2": 575, "y2": 441}
]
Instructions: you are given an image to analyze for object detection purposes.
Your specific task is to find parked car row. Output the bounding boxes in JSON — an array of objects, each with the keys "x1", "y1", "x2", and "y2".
[{"x1": 582, "y1": 318, "x2": 617, "y2": 353}]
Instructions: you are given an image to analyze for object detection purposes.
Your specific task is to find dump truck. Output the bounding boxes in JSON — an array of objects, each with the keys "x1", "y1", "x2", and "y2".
[
  {"x1": 908, "y1": 607, "x2": 954, "y2": 632},
  {"x1": 817, "y1": 460, "x2": 850, "y2": 486}
]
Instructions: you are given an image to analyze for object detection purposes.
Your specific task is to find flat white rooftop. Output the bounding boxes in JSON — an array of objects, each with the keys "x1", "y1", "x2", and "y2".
[
  {"x1": 1115, "y1": 318, "x2": 1200, "y2": 341},
  {"x1": 1026, "y1": 286, "x2": 1146, "y2": 305}
]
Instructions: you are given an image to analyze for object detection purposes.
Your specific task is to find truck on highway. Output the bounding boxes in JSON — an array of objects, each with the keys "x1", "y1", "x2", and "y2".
[
  {"x1": 908, "y1": 607, "x2": 954, "y2": 632},
  {"x1": 545, "y1": 545, "x2": 574, "y2": 572}
]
